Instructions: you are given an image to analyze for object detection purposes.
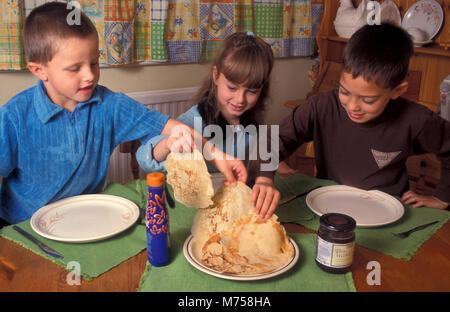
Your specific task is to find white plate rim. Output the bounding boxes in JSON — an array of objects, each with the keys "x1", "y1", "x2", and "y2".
[
  {"x1": 30, "y1": 194, "x2": 140, "y2": 243},
  {"x1": 401, "y1": 0, "x2": 444, "y2": 40},
  {"x1": 183, "y1": 234, "x2": 299, "y2": 281},
  {"x1": 305, "y1": 185, "x2": 405, "y2": 227},
  {"x1": 413, "y1": 39, "x2": 433, "y2": 46}
]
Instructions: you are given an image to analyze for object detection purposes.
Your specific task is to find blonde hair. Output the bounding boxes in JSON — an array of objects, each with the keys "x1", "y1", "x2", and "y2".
[{"x1": 196, "y1": 32, "x2": 274, "y2": 127}]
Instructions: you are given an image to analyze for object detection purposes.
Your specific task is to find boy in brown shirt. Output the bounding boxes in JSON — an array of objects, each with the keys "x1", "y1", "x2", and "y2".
[{"x1": 251, "y1": 23, "x2": 450, "y2": 218}]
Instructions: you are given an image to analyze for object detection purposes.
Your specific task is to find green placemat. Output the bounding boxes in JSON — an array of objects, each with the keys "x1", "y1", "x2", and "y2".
[
  {"x1": 274, "y1": 172, "x2": 450, "y2": 261},
  {"x1": 140, "y1": 182, "x2": 355, "y2": 292},
  {"x1": 0, "y1": 180, "x2": 150, "y2": 280},
  {"x1": 102, "y1": 179, "x2": 149, "y2": 211},
  {"x1": 138, "y1": 232, "x2": 356, "y2": 292}
]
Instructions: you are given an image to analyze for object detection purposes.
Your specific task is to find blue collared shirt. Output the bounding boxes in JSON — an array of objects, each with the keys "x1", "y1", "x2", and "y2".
[{"x1": 0, "y1": 80, "x2": 169, "y2": 223}]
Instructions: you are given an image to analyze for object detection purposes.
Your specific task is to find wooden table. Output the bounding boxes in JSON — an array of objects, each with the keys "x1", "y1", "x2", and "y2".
[{"x1": 1, "y1": 220, "x2": 449, "y2": 292}]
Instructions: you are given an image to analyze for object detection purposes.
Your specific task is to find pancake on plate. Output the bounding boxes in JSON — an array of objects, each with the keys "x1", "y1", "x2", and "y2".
[{"x1": 191, "y1": 182, "x2": 293, "y2": 275}]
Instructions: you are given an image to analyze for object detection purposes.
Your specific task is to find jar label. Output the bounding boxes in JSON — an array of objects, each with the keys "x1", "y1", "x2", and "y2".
[{"x1": 316, "y1": 236, "x2": 355, "y2": 268}]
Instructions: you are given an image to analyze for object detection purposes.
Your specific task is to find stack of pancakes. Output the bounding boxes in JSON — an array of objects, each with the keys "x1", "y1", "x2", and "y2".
[{"x1": 165, "y1": 150, "x2": 293, "y2": 275}]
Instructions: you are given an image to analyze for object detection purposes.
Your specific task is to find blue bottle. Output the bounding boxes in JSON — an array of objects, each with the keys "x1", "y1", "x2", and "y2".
[{"x1": 145, "y1": 172, "x2": 170, "y2": 266}]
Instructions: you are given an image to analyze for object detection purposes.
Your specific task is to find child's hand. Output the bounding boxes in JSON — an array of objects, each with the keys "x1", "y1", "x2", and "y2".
[
  {"x1": 251, "y1": 176, "x2": 281, "y2": 219},
  {"x1": 166, "y1": 124, "x2": 194, "y2": 154},
  {"x1": 203, "y1": 142, "x2": 247, "y2": 185},
  {"x1": 401, "y1": 190, "x2": 449, "y2": 210},
  {"x1": 213, "y1": 156, "x2": 247, "y2": 186}
]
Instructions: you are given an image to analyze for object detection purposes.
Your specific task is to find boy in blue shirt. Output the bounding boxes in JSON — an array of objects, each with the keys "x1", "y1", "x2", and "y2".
[{"x1": 0, "y1": 2, "x2": 246, "y2": 225}]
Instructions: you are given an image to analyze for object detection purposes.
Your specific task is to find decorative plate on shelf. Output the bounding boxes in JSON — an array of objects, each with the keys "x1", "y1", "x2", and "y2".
[
  {"x1": 413, "y1": 39, "x2": 433, "y2": 47},
  {"x1": 401, "y1": 0, "x2": 444, "y2": 40},
  {"x1": 380, "y1": 0, "x2": 402, "y2": 26}
]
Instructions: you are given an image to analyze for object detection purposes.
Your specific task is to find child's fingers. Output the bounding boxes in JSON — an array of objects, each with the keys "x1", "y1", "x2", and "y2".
[
  {"x1": 228, "y1": 161, "x2": 247, "y2": 184},
  {"x1": 251, "y1": 185, "x2": 260, "y2": 207},
  {"x1": 403, "y1": 197, "x2": 419, "y2": 205},
  {"x1": 258, "y1": 196, "x2": 271, "y2": 219},
  {"x1": 225, "y1": 161, "x2": 247, "y2": 186},
  {"x1": 251, "y1": 183, "x2": 281, "y2": 219},
  {"x1": 255, "y1": 190, "x2": 267, "y2": 215},
  {"x1": 181, "y1": 139, "x2": 192, "y2": 153},
  {"x1": 259, "y1": 189, "x2": 280, "y2": 219},
  {"x1": 221, "y1": 165, "x2": 237, "y2": 186},
  {"x1": 183, "y1": 131, "x2": 195, "y2": 149},
  {"x1": 264, "y1": 191, "x2": 281, "y2": 219},
  {"x1": 170, "y1": 140, "x2": 181, "y2": 153},
  {"x1": 402, "y1": 191, "x2": 447, "y2": 209},
  {"x1": 402, "y1": 193, "x2": 427, "y2": 208},
  {"x1": 401, "y1": 190, "x2": 415, "y2": 201},
  {"x1": 168, "y1": 127, "x2": 193, "y2": 149},
  {"x1": 168, "y1": 131, "x2": 194, "y2": 154}
]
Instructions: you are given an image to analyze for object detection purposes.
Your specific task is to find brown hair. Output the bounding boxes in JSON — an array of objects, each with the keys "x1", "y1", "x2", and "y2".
[
  {"x1": 23, "y1": 2, "x2": 98, "y2": 64},
  {"x1": 196, "y1": 32, "x2": 274, "y2": 127},
  {"x1": 342, "y1": 23, "x2": 413, "y2": 89}
]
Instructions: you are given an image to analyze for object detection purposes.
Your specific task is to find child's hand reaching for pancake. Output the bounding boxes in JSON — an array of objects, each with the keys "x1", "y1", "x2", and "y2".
[
  {"x1": 251, "y1": 176, "x2": 281, "y2": 219},
  {"x1": 166, "y1": 124, "x2": 194, "y2": 154}
]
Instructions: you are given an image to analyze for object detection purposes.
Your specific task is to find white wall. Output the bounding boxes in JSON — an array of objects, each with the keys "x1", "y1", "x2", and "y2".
[{"x1": 0, "y1": 57, "x2": 312, "y2": 124}]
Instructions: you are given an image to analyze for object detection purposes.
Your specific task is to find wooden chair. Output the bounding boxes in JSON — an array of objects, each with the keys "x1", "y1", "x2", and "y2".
[
  {"x1": 119, "y1": 140, "x2": 142, "y2": 180},
  {"x1": 406, "y1": 154, "x2": 441, "y2": 196}
]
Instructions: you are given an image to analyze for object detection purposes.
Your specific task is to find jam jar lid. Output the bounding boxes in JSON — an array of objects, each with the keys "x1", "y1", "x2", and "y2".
[{"x1": 319, "y1": 213, "x2": 356, "y2": 232}]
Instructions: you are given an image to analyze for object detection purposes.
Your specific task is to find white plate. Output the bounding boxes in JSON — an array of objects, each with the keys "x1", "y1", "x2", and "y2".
[
  {"x1": 183, "y1": 235, "x2": 299, "y2": 281},
  {"x1": 413, "y1": 39, "x2": 433, "y2": 47},
  {"x1": 306, "y1": 185, "x2": 404, "y2": 227},
  {"x1": 30, "y1": 194, "x2": 140, "y2": 243},
  {"x1": 401, "y1": 0, "x2": 444, "y2": 40}
]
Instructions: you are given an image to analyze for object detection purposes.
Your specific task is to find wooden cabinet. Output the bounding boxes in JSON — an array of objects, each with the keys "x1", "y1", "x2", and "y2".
[
  {"x1": 284, "y1": 0, "x2": 449, "y2": 194},
  {"x1": 313, "y1": 0, "x2": 450, "y2": 112}
]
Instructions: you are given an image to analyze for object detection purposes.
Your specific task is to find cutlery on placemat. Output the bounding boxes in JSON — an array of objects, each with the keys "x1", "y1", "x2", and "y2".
[
  {"x1": 279, "y1": 186, "x2": 322, "y2": 205},
  {"x1": 392, "y1": 220, "x2": 439, "y2": 238},
  {"x1": 13, "y1": 226, "x2": 64, "y2": 259}
]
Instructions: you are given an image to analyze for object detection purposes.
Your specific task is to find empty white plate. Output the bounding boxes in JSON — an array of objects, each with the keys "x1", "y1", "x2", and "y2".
[
  {"x1": 306, "y1": 185, "x2": 404, "y2": 227},
  {"x1": 183, "y1": 235, "x2": 299, "y2": 281},
  {"x1": 30, "y1": 194, "x2": 140, "y2": 243}
]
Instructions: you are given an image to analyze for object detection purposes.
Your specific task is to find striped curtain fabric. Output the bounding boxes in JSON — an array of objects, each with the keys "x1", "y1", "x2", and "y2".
[
  {"x1": 0, "y1": 0, "x2": 323, "y2": 70},
  {"x1": 0, "y1": 0, "x2": 26, "y2": 70}
]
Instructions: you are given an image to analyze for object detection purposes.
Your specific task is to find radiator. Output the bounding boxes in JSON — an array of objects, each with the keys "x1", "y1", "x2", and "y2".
[{"x1": 104, "y1": 87, "x2": 200, "y2": 185}]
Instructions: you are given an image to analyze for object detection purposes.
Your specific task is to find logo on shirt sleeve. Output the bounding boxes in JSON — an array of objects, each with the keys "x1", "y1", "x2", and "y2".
[{"x1": 371, "y1": 149, "x2": 402, "y2": 169}]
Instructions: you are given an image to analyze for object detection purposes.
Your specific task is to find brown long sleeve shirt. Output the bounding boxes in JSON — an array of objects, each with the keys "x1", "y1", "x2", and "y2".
[{"x1": 250, "y1": 89, "x2": 450, "y2": 202}]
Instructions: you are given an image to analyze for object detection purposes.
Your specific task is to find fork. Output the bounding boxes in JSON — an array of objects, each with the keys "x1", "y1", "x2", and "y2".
[{"x1": 392, "y1": 220, "x2": 439, "y2": 238}]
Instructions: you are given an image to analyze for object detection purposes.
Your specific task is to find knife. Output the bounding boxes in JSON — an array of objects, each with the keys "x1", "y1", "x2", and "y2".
[
  {"x1": 13, "y1": 226, "x2": 64, "y2": 259},
  {"x1": 279, "y1": 186, "x2": 322, "y2": 205}
]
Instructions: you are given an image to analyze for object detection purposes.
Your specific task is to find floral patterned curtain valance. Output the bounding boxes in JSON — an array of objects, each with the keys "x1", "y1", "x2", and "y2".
[{"x1": 0, "y1": 0, "x2": 323, "y2": 70}]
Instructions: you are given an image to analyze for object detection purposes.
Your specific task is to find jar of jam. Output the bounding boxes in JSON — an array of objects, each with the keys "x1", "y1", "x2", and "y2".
[{"x1": 315, "y1": 213, "x2": 356, "y2": 274}]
